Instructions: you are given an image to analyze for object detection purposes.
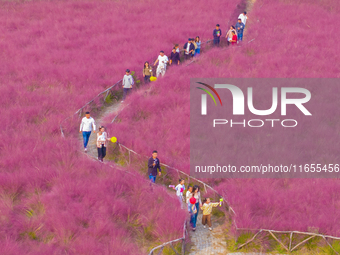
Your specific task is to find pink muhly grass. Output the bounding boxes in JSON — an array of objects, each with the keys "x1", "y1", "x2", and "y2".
[{"x1": 105, "y1": 0, "x2": 340, "y2": 237}]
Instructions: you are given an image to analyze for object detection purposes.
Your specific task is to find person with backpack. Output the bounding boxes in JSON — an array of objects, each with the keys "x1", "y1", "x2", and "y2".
[
  {"x1": 173, "y1": 178, "x2": 185, "y2": 208},
  {"x1": 79, "y1": 111, "x2": 96, "y2": 152}
]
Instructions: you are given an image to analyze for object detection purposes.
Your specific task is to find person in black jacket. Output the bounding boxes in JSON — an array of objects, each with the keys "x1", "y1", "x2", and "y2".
[
  {"x1": 148, "y1": 150, "x2": 161, "y2": 183},
  {"x1": 183, "y1": 38, "x2": 195, "y2": 60},
  {"x1": 213, "y1": 24, "x2": 222, "y2": 46},
  {"x1": 169, "y1": 48, "x2": 180, "y2": 65}
]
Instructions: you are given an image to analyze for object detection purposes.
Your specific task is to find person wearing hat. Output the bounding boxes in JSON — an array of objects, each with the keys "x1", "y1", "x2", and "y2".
[
  {"x1": 122, "y1": 69, "x2": 134, "y2": 102},
  {"x1": 183, "y1": 38, "x2": 195, "y2": 60},
  {"x1": 213, "y1": 24, "x2": 222, "y2": 46},
  {"x1": 189, "y1": 196, "x2": 198, "y2": 231}
]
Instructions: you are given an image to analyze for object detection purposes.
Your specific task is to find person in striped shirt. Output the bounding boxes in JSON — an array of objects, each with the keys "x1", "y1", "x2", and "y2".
[{"x1": 201, "y1": 198, "x2": 222, "y2": 231}]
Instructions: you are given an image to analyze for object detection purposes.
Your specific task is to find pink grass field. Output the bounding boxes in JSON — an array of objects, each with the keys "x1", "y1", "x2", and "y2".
[
  {"x1": 0, "y1": 0, "x2": 244, "y2": 253},
  {"x1": 105, "y1": 0, "x2": 340, "y2": 236}
]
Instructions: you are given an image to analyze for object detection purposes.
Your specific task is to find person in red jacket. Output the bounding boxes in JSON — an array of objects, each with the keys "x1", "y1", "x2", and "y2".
[{"x1": 231, "y1": 31, "x2": 238, "y2": 45}]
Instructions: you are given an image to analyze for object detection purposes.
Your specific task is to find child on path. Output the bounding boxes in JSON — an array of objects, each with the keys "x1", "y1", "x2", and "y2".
[
  {"x1": 213, "y1": 24, "x2": 222, "y2": 46},
  {"x1": 174, "y1": 179, "x2": 185, "y2": 208},
  {"x1": 122, "y1": 69, "x2": 134, "y2": 102},
  {"x1": 201, "y1": 198, "x2": 222, "y2": 231},
  {"x1": 79, "y1": 111, "x2": 96, "y2": 152},
  {"x1": 231, "y1": 31, "x2": 238, "y2": 45},
  {"x1": 96, "y1": 126, "x2": 111, "y2": 162},
  {"x1": 186, "y1": 186, "x2": 193, "y2": 208}
]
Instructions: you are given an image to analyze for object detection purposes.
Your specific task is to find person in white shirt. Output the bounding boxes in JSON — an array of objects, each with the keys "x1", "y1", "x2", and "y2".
[
  {"x1": 238, "y1": 11, "x2": 248, "y2": 26},
  {"x1": 79, "y1": 111, "x2": 96, "y2": 152},
  {"x1": 153, "y1": 51, "x2": 169, "y2": 78},
  {"x1": 174, "y1": 178, "x2": 185, "y2": 209},
  {"x1": 96, "y1": 126, "x2": 111, "y2": 162},
  {"x1": 122, "y1": 69, "x2": 134, "y2": 102}
]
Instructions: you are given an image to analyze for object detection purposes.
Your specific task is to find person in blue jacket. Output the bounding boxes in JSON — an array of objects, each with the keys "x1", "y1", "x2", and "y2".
[{"x1": 235, "y1": 18, "x2": 245, "y2": 42}]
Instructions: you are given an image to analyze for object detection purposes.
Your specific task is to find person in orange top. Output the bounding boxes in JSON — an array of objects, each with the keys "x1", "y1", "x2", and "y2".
[{"x1": 200, "y1": 198, "x2": 222, "y2": 231}]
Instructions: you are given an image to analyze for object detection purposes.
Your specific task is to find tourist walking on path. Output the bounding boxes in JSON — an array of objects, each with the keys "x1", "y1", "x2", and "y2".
[
  {"x1": 191, "y1": 38, "x2": 197, "y2": 57},
  {"x1": 238, "y1": 11, "x2": 248, "y2": 26},
  {"x1": 169, "y1": 47, "x2": 180, "y2": 65},
  {"x1": 231, "y1": 31, "x2": 238, "y2": 45},
  {"x1": 174, "y1": 179, "x2": 185, "y2": 208},
  {"x1": 201, "y1": 198, "x2": 222, "y2": 231},
  {"x1": 174, "y1": 44, "x2": 180, "y2": 53},
  {"x1": 96, "y1": 126, "x2": 110, "y2": 162},
  {"x1": 186, "y1": 186, "x2": 193, "y2": 209},
  {"x1": 122, "y1": 69, "x2": 134, "y2": 102},
  {"x1": 213, "y1": 24, "x2": 222, "y2": 46},
  {"x1": 154, "y1": 51, "x2": 169, "y2": 77},
  {"x1": 189, "y1": 197, "x2": 197, "y2": 231},
  {"x1": 192, "y1": 185, "x2": 202, "y2": 231},
  {"x1": 226, "y1": 26, "x2": 237, "y2": 46},
  {"x1": 235, "y1": 18, "x2": 245, "y2": 42},
  {"x1": 183, "y1": 38, "x2": 195, "y2": 60},
  {"x1": 194, "y1": 36, "x2": 201, "y2": 56},
  {"x1": 147, "y1": 150, "x2": 161, "y2": 183},
  {"x1": 79, "y1": 111, "x2": 96, "y2": 152},
  {"x1": 143, "y1": 61, "x2": 153, "y2": 83}
]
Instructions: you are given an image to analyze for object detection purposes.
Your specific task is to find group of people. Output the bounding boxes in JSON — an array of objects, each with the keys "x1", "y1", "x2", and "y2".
[
  {"x1": 79, "y1": 112, "x2": 111, "y2": 162},
  {"x1": 148, "y1": 151, "x2": 222, "y2": 231},
  {"x1": 121, "y1": 11, "x2": 248, "y2": 102},
  {"x1": 176, "y1": 179, "x2": 222, "y2": 231},
  {"x1": 213, "y1": 11, "x2": 248, "y2": 46}
]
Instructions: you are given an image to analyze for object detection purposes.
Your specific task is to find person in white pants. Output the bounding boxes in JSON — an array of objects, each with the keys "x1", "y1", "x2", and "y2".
[{"x1": 154, "y1": 51, "x2": 169, "y2": 78}]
